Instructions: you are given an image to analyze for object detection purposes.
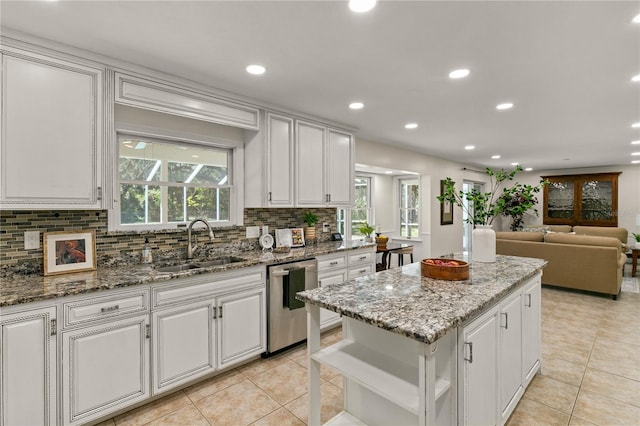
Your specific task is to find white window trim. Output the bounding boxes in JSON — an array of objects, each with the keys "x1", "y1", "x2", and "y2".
[
  {"x1": 394, "y1": 174, "x2": 421, "y2": 240},
  {"x1": 109, "y1": 122, "x2": 244, "y2": 232},
  {"x1": 339, "y1": 173, "x2": 375, "y2": 241}
]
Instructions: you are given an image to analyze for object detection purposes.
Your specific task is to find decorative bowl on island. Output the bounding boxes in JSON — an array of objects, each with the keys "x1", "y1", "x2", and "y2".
[{"x1": 421, "y1": 258, "x2": 469, "y2": 281}]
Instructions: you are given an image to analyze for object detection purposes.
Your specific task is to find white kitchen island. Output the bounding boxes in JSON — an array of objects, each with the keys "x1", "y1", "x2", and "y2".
[{"x1": 297, "y1": 255, "x2": 547, "y2": 426}]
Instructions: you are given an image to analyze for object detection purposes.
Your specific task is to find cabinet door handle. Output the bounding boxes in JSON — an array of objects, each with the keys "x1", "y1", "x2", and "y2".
[
  {"x1": 359, "y1": 269, "x2": 367, "y2": 273},
  {"x1": 330, "y1": 261, "x2": 339, "y2": 266},
  {"x1": 213, "y1": 306, "x2": 217, "y2": 319},
  {"x1": 219, "y1": 306, "x2": 223, "y2": 319},
  {"x1": 50, "y1": 319, "x2": 57, "y2": 336},
  {"x1": 525, "y1": 293, "x2": 532, "y2": 308},
  {"x1": 97, "y1": 186, "x2": 102, "y2": 201},
  {"x1": 145, "y1": 324, "x2": 151, "y2": 339},
  {"x1": 101, "y1": 304, "x2": 120, "y2": 313},
  {"x1": 268, "y1": 192, "x2": 272, "y2": 201},
  {"x1": 464, "y1": 342, "x2": 473, "y2": 363},
  {"x1": 359, "y1": 256, "x2": 367, "y2": 260},
  {"x1": 501, "y1": 312, "x2": 509, "y2": 329}
]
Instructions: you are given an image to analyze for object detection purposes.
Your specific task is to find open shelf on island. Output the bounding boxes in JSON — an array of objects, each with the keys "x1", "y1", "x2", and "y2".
[
  {"x1": 312, "y1": 339, "x2": 430, "y2": 415},
  {"x1": 324, "y1": 411, "x2": 368, "y2": 426}
]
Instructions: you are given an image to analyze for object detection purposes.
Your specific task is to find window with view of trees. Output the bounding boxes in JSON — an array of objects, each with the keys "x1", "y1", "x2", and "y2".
[
  {"x1": 399, "y1": 177, "x2": 419, "y2": 238},
  {"x1": 118, "y1": 135, "x2": 232, "y2": 228},
  {"x1": 337, "y1": 176, "x2": 372, "y2": 239}
]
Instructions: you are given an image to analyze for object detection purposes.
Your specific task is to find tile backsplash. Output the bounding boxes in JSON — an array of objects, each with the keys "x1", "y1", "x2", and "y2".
[{"x1": 0, "y1": 208, "x2": 336, "y2": 275}]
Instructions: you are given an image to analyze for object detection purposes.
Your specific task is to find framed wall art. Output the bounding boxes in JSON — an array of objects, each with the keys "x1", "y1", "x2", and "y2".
[
  {"x1": 43, "y1": 230, "x2": 97, "y2": 275},
  {"x1": 440, "y1": 180, "x2": 454, "y2": 225}
]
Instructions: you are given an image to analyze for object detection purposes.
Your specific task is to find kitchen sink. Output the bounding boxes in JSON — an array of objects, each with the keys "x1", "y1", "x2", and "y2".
[
  {"x1": 156, "y1": 264, "x2": 201, "y2": 273},
  {"x1": 195, "y1": 256, "x2": 246, "y2": 267}
]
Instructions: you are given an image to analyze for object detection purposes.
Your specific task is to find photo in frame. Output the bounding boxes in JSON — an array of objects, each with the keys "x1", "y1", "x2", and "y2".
[
  {"x1": 43, "y1": 230, "x2": 97, "y2": 276},
  {"x1": 440, "y1": 180, "x2": 454, "y2": 225},
  {"x1": 290, "y1": 228, "x2": 305, "y2": 247}
]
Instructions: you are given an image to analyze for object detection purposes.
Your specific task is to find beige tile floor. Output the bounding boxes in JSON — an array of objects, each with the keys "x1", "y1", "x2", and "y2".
[{"x1": 98, "y1": 282, "x2": 640, "y2": 426}]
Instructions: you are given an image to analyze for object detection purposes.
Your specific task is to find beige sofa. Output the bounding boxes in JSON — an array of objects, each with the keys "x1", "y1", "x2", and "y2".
[{"x1": 496, "y1": 226, "x2": 628, "y2": 299}]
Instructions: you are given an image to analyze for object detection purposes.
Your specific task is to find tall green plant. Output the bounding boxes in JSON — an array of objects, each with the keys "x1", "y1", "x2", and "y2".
[{"x1": 437, "y1": 165, "x2": 547, "y2": 226}]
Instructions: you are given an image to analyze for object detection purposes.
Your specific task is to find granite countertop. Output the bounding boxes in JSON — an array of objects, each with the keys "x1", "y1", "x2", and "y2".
[
  {"x1": 0, "y1": 241, "x2": 375, "y2": 308},
  {"x1": 297, "y1": 254, "x2": 547, "y2": 345}
]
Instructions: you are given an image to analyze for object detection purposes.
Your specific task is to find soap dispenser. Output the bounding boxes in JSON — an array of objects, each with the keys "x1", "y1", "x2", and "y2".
[{"x1": 142, "y1": 238, "x2": 153, "y2": 264}]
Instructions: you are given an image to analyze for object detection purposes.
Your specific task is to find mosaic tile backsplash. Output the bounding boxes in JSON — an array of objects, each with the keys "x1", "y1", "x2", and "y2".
[{"x1": 0, "y1": 208, "x2": 337, "y2": 275}]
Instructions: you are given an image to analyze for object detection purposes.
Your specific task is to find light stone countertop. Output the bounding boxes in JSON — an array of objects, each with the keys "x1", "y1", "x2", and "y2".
[
  {"x1": 0, "y1": 241, "x2": 375, "y2": 308},
  {"x1": 296, "y1": 254, "x2": 547, "y2": 344}
]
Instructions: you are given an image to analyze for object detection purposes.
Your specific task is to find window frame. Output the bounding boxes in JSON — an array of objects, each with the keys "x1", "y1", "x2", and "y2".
[
  {"x1": 337, "y1": 174, "x2": 374, "y2": 241},
  {"x1": 109, "y1": 124, "x2": 244, "y2": 232},
  {"x1": 397, "y1": 175, "x2": 420, "y2": 239}
]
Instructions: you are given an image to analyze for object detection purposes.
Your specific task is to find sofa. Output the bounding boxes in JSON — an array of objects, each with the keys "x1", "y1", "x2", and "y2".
[{"x1": 496, "y1": 226, "x2": 628, "y2": 299}]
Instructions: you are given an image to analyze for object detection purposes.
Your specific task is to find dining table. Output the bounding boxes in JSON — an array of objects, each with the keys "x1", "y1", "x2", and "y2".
[{"x1": 376, "y1": 242, "x2": 413, "y2": 271}]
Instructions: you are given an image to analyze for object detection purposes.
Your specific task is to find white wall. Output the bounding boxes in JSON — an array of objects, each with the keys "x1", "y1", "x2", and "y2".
[{"x1": 356, "y1": 136, "x2": 640, "y2": 258}]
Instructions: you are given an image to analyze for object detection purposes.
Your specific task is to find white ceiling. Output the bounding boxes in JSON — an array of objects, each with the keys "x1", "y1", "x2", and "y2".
[{"x1": 1, "y1": 0, "x2": 639, "y2": 171}]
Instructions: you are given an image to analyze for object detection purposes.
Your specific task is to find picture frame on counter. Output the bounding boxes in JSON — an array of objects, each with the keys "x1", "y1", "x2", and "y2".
[
  {"x1": 43, "y1": 230, "x2": 97, "y2": 276},
  {"x1": 440, "y1": 180, "x2": 454, "y2": 225}
]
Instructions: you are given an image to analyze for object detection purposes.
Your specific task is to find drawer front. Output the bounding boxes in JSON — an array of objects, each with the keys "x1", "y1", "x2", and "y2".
[
  {"x1": 63, "y1": 289, "x2": 150, "y2": 329},
  {"x1": 153, "y1": 268, "x2": 265, "y2": 308},
  {"x1": 348, "y1": 264, "x2": 374, "y2": 280},
  {"x1": 348, "y1": 249, "x2": 374, "y2": 267},
  {"x1": 317, "y1": 254, "x2": 347, "y2": 272}
]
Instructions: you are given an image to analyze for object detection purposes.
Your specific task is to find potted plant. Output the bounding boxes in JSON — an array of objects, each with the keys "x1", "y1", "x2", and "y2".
[
  {"x1": 498, "y1": 184, "x2": 544, "y2": 231},
  {"x1": 359, "y1": 222, "x2": 375, "y2": 242},
  {"x1": 632, "y1": 233, "x2": 640, "y2": 250},
  {"x1": 302, "y1": 211, "x2": 319, "y2": 242},
  {"x1": 437, "y1": 165, "x2": 547, "y2": 262}
]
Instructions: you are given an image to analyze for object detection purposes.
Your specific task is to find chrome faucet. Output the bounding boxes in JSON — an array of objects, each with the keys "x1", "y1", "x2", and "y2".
[{"x1": 187, "y1": 218, "x2": 215, "y2": 259}]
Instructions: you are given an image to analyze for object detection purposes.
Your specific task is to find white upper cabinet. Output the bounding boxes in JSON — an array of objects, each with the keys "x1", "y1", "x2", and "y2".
[
  {"x1": 0, "y1": 48, "x2": 104, "y2": 209},
  {"x1": 245, "y1": 112, "x2": 354, "y2": 208},
  {"x1": 296, "y1": 120, "x2": 327, "y2": 206},
  {"x1": 266, "y1": 113, "x2": 295, "y2": 206},
  {"x1": 115, "y1": 73, "x2": 259, "y2": 130},
  {"x1": 326, "y1": 129, "x2": 354, "y2": 207}
]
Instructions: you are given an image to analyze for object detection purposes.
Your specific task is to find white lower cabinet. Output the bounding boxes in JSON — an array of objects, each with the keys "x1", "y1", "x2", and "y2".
[
  {"x1": 62, "y1": 314, "x2": 150, "y2": 425},
  {"x1": 459, "y1": 272, "x2": 542, "y2": 426},
  {"x1": 316, "y1": 248, "x2": 375, "y2": 330},
  {"x1": 151, "y1": 266, "x2": 266, "y2": 394},
  {"x1": 0, "y1": 305, "x2": 57, "y2": 426},
  {"x1": 217, "y1": 286, "x2": 265, "y2": 368},
  {"x1": 459, "y1": 306, "x2": 499, "y2": 426},
  {"x1": 499, "y1": 291, "x2": 523, "y2": 423},
  {"x1": 522, "y1": 277, "x2": 541, "y2": 386},
  {"x1": 152, "y1": 301, "x2": 216, "y2": 395}
]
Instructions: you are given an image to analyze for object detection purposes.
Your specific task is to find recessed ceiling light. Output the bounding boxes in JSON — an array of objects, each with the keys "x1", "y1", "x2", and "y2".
[
  {"x1": 192, "y1": 154, "x2": 200, "y2": 158},
  {"x1": 632, "y1": 122, "x2": 640, "y2": 128},
  {"x1": 632, "y1": 160, "x2": 640, "y2": 164},
  {"x1": 633, "y1": 14, "x2": 640, "y2": 24},
  {"x1": 632, "y1": 152, "x2": 640, "y2": 156},
  {"x1": 385, "y1": 171, "x2": 393, "y2": 174},
  {"x1": 405, "y1": 123, "x2": 418, "y2": 129},
  {"x1": 349, "y1": 0, "x2": 376, "y2": 13},
  {"x1": 246, "y1": 64, "x2": 265, "y2": 75},
  {"x1": 511, "y1": 162, "x2": 519, "y2": 166},
  {"x1": 465, "y1": 145, "x2": 475, "y2": 150},
  {"x1": 349, "y1": 102, "x2": 364, "y2": 110},
  {"x1": 449, "y1": 69, "x2": 470, "y2": 79},
  {"x1": 525, "y1": 167, "x2": 533, "y2": 171},
  {"x1": 491, "y1": 155, "x2": 501, "y2": 159},
  {"x1": 632, "y1": 74, "x2": 640, "y2": 82},
  {"x1": 496, "y1": 103, "x2": 514, "y2": 110},
  {"x1": 632, "y1": 140, "x2": 640, "y2": 145}
]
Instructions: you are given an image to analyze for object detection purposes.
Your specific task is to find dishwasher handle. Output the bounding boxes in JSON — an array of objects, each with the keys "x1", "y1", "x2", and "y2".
[{"x1": 270, "y1": 264, "x2": 317, "y2": 277}]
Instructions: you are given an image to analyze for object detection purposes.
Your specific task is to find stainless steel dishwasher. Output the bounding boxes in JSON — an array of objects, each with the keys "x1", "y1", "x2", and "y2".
[{"x1": 265, "y1": 258, "x2": 318, "y2": 355}]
